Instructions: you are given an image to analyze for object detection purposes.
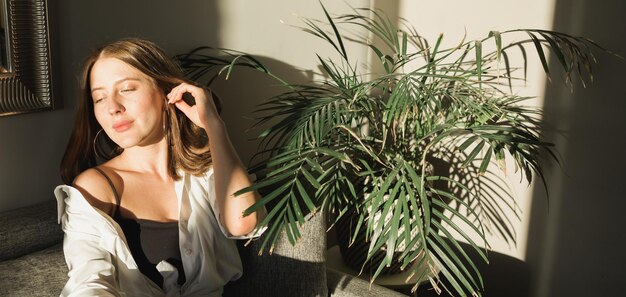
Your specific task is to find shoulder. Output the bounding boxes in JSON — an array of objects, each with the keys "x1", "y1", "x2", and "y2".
[{"x1": 72, "y1": 167, "x2": 117, "y2": 217}]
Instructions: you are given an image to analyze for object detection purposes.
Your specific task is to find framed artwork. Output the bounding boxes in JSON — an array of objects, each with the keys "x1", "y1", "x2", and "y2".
[{"x1": 0, "y1": 0, "x2": 53, "y2": 116}]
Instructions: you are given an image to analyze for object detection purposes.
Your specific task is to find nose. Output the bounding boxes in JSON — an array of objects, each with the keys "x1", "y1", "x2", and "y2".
[{"x1": 106, "y1": 94, "x2": 125, "y2": 115}]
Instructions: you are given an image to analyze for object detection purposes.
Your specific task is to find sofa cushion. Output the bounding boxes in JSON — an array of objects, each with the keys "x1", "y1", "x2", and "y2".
[
  {"x1": 0, "y1": 243, "x2": 67, "y2": 297},
  {"x1": 0, "y1": 200, "x2": 63, "y2": 261}
]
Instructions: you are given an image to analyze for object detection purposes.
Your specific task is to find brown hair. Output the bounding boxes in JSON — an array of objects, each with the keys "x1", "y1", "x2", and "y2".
[{"x1": 60, "y1": 38, "x2": 217, "y2": 184}]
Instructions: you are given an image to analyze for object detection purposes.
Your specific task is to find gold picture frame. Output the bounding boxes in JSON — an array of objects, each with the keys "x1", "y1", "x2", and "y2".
[{"x1": 0, "y1": 0, "x2": 53, "y2": 116}]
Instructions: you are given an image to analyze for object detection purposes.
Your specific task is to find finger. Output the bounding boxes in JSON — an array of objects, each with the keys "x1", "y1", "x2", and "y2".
[
  {"x1": 170, "y1": 83, "x2": 206, "y2": 106},
  {"x1": 167, "y1": 84, "x2": 184, "y2": 104},
  {"x1": 166, "y1": 87, "x2": 175, "y2": 103},
  {"x1": 172, "y1": 98, "x2": 194, "y2": 117},
  {"x1": 167, "y1": 83, "x2": 191, "y2": 104},
  {"x1": 180, "y1": 84, "x2": 205, "y2": 102}
]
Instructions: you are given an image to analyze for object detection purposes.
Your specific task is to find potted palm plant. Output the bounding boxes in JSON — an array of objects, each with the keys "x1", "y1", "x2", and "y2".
[{"x1": 177, "y1": 5, "x2": 610, "y2": 296}]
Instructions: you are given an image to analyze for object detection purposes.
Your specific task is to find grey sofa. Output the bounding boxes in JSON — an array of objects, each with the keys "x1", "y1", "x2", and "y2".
[{"x1": 0, "y1": 200, "x2": 406, "y2": 297}]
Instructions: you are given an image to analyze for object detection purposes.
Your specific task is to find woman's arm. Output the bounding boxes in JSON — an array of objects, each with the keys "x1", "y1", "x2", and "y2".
[
  {"x1": 55, "y1": 184, "x2": 122, "y2": 297},
  {"x1": 167, "y1": 83, "x2": 263, "y2": 237},
  {"x1": 204, "y1": 117, "x2": 262, "y2": 237},
  {"x1": 61, "y1": 232, "x2": 121, "y2": 297}
]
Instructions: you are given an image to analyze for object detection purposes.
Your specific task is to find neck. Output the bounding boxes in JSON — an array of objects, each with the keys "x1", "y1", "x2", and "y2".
[{"x1": 118, "y1": 136, "x2": 171, "y2": 179}]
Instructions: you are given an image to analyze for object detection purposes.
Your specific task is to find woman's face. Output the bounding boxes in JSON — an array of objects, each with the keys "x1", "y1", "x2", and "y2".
[{"x1": 90, "y1": 56, "x2": 165, "y2": 149}]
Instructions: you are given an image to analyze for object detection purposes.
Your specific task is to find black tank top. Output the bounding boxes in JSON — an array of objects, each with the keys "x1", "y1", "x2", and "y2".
[{"x1": 93, "y1": 167, "x2": 186, "y2": 288}]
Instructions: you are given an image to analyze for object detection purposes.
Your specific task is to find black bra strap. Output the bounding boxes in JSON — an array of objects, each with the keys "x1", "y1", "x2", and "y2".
[{"x1": 93, "y1": 167, "x2": 122, "y2": 217}]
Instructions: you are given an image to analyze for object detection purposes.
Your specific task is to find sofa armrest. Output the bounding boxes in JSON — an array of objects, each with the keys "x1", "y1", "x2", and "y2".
[
  {"x1": 327, "y1": 268, "x2": 408, "y2": 297},
  {"x1": 0, "y1": 200, "x2": 62, "y2": 261},
  {"x1": 224, "y1": 212, "x2": 329, "y2": 297}
]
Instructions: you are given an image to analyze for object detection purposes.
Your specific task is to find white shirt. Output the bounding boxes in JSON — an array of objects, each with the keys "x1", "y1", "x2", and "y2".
[{"x1": 54, "y1": 167, "x2": 264, "y2": 297}]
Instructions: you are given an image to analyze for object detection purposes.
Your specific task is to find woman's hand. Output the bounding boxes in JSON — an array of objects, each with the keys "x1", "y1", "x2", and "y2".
[{"x1": 166, "y1": 82, "x2": 221, "y2": 131}]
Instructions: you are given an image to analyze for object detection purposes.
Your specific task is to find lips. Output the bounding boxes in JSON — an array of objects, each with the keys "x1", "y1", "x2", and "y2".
[{"x1": 112, "y1": 120, "x2": 134, "y2": 132}]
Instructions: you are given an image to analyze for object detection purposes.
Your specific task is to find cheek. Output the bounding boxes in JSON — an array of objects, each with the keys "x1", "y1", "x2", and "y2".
[
  {"x1": 92, "y1": 108, "x2": 108, "y2": 128},
  {"x1": 140, "y1": 97, "x2": 161, "y2": 115},
  {"x1": 134, "y1": 95, "x2": 164, "y2": 125}
]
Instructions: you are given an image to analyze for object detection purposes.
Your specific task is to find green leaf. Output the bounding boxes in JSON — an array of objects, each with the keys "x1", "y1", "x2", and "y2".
[
  {"x1": 290, "y1": 191, "x2": 306, "y2": 225},
  {"x1": 305, "y1": 157, "x2": 324, "y2": 173},
  {"x1": 475, "y1": 40, "x2": 482, "y2": 88},
  {"x1": 432, "y1": 202, "x2": 487, "y2": 260},
  {"x1": 301, "y1": 167, "x2": 322, "y2": 188},
  {"x1": 241, "y1": 181, "x2": 291, "y2": 216},
  {"x1": 295, "y1": 179, "x2": 317, "y2": 212},
  {"x1": 479, "y1": 147, "x2": 493, "y2": 174},
  {"x1": 427, "y1": 238, "x2": 469, "y2": 296},
  {"x1": 459, "y1": 135, "x2": 479, "y2": 152},
  {"x1": 349, "y1": 212, "x2": 365, "y2": 246},
  {"x1": 527, "y1": 32, "x2": 550, "y2": 77},
  {"x1": 401, "y1": 31, "x2": 408, "y2": 59},
  {"x1": 538, "y1": 32, "x2": 568, "y2": 72},
  {"x1": 284, "y1": 203, "x2": 298, "y2": 244},
  {"x1": 384, "y1": 199, "x2": 402, "y2": 267},
  {"x1": 501, "y1": 51, "x2": 514, "y2": 93},
  {"x1": 320, "y1": 2, "x2": 348, "y2": 60},
  {"x1": 404, "y1": 163, "x2": 431, "y2": 234},
  {"x1": 401, "y1": 175, "x2": 425, "y2": 241},
  {"x1": 257, "y1": 197, "x2": 289, "y2": 236},
  {"x1": 489, "y1": 31, "x2": 502, "y2": 63},
  {"x1": 314, "y1": 147, "x2": 349, "y2": 162},
  {"x1": 429, "y1": 233, "x2": 481, "y2": 291},
  {"x1": 462, "y1": 140, "x2": 485, "y2": 167},
  {"x1": 516, "y1": 43, "x2": 529, "y2": 83}
]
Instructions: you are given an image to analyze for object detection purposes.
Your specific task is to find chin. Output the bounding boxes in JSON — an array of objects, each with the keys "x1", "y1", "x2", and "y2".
[{"x1": 111, "y1": 135, "x2": 142, "y2": 149}]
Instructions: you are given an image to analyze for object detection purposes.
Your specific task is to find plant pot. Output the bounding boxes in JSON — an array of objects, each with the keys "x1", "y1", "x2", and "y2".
[{"x1": 335, "y1": 156, "x2": 452, "y2": 277}]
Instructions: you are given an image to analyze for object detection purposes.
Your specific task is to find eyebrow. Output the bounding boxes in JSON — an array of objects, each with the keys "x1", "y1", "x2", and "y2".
[{"x1": 91, "y1": 77, "x2": 142, "y2": 93}]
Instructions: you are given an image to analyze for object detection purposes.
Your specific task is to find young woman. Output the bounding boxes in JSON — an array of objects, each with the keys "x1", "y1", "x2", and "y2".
[{"x1": 55, "y1": 38, "x2": 265, "y2": 296}]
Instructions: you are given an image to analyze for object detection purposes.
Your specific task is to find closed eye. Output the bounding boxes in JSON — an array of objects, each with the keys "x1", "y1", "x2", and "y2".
[{"x1": 121, "y1": 88, "x2": 135, "y2": 93}]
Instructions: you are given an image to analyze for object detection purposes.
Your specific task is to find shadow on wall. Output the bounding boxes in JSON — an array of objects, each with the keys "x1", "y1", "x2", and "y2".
[
  {"x1": 203, "y1": 55, "x2": 315, "y2": 165},
  {"x1": 525, "y1": 0, "x2": 626, "y2": 297}
]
